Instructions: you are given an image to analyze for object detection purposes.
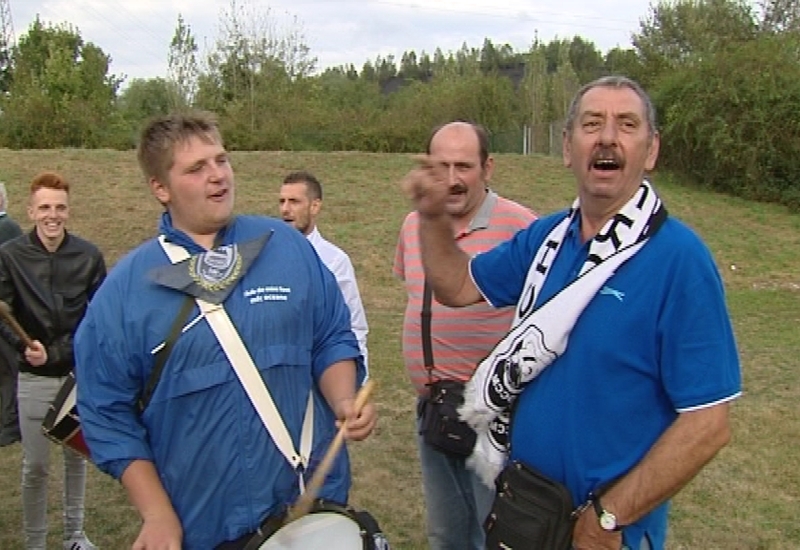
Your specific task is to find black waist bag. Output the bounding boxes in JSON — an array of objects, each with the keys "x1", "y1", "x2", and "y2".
[
  {"x1": 418, "y1": 379, "x2": 477, "y2": 457},
  {"x1": 484, "y1": 461, "x2": 575, "y2": 550}
]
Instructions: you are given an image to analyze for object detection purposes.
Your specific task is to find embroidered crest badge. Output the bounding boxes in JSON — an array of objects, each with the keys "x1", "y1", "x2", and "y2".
[
  {"x1": 148, "y1": 232, "x2": 272, "y2": 304},
  {"x1": 189, "y1": 244, "x2": 242, "y2": 292}
]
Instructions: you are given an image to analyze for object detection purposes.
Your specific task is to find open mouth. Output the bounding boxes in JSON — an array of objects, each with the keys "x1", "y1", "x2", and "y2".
[{"x1": 591, "y1": 158, "x2": 621, "y2": 171}]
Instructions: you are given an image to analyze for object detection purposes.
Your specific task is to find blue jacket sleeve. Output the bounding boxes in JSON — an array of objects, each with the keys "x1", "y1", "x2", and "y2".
[{"x1": 75, "y1": 281, "x2": 152, "y2": 480}]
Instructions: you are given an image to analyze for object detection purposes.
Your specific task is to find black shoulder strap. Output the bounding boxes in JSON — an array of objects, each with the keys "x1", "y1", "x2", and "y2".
[
  {"x1": 422, "y1": 280, "x2": 434, "y2": 382},
  {"x1": 138, "y1": 296, "x2": 196, "y2": 413}
]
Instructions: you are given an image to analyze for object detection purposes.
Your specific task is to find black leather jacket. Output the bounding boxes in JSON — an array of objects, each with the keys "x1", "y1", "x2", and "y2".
[{"x1": 0, "y1": 230, "x2": 106, "y2": 377}]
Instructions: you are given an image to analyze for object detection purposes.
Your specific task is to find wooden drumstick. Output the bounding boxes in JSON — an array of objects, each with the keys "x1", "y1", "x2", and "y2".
[
  {"x1": 286, "y1": 379, "x2": 376, "y2": 524},
  {"x1": 0, "y1": 300, "x2": 34, "y2": 348}
]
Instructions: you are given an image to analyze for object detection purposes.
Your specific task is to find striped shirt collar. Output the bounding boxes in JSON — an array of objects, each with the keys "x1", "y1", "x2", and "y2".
[{"x1": 457, "y1": 189, "x2": 497, "y2": 237}]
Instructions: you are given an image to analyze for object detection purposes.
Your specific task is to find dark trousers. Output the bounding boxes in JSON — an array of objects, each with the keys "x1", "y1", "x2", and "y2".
[{"x1": 0, "y1": 355, "x2": 20, "y2": 438}]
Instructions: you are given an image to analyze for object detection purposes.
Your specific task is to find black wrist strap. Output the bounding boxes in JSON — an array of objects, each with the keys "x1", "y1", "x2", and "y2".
[
  {"x1": 590, "y1": 492, "x2": 625, "y2": 531},
  {"x1": 591, "y1": 493, "x2": 604, "y2": 517}
]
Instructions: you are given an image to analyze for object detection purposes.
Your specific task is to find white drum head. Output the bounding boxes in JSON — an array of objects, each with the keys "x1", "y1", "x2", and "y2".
[
  {"x1": 55, "y1": 378, "x2": 77, "y2": 424},
  {"x1": 259, "y1": 511, "x2": 362, "y2": 550}
]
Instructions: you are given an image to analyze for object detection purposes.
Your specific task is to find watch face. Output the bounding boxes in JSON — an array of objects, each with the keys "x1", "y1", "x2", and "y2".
[{"x1": 600, "y1": 511, "x2": 618, "y2": 531}]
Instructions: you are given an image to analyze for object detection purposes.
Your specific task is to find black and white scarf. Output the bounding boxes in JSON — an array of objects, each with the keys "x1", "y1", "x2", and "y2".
[{"x1": 459, "y1": 180, "x2": 667, "y2": 487}]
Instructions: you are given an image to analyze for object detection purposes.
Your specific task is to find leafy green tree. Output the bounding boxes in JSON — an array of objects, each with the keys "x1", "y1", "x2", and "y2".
[
  {"x1": 604, "y1": 47, "x2": 645, "y2": 82},
  {"x1": 344, "y1": 64, "x2": 359, "y2": 80},
  {"x1": 167, "y1": 14, "x2": 199, "y2": 109},
  {"x1": 568, "y1": 36, "x2": 604, "y2": 83},
  {"x1": 0, "y1": 16, "x2": 123, "y2": 148},
  {"x1": 113, "y1": 77, "x2": 174, "y2": 148},
  {"x1": 418, "y1": 51, "x2": 433, "y2": 79},
  {"x1": 543, "y1": 39, "x2": 564, "y2": 73},
  {"x1": 431, "y1": 48, "x2": 459, "y2": 79},
  {"x1": 480, "y1": 38, "x2": 499, "y2": 73},
  {"x1": 495, "y1": 42, "x2": 521, "y2": 70},
  {"x1": 550, "y1": 42, "x2": 580, "y2": 124},
  {"x1": 379, "y1": 71, "x2": 520, "y2": 153},
  {"x1": 654, "y1": 33, "x2": 800, "y2": 209},
  {"x1": 360, "y1": 60, "x2": 376, "y2": 82},
  {"x1": 195, "y1": 0, "x2": 313, "y2": 144},
  {"x1": 521, "y1": 41, "x2": 551, "y2": 154},
  {"x1": 374, "y1": 54, "x2": 397, "y2": 84},
  {"x1": 399, "y1": 50, "x2": 419, "y2": 79},
  {"x1": 118, "y1": 78, "x2": 173, "y2": 124},
  {"x1": 454, "y1": 42, "x2": 481, "y2": 75},
  {"x1": 277, "y1": 15, "x2": 317, "y2": 79},
  {"x1": 541, "y1": 36, "x2": 604, "y2": 82},
  {"x1": 432, "y1": 48, "x2": 447, "y2": 73},
  {"x1": 295, "y1": 68, "x2": 384, "y2": 150},
  {"x1": 633, "y1": 0, "x2": 758, "y2": 87}
]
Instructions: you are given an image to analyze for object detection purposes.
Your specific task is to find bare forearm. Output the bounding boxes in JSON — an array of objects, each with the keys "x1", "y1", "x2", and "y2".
[
  {"x1": 318, "y1": 359, "x2": 376, "y2": 441},
  {"x1": 602, "y1": 403, "x2": 732, "y2": 525},
  {"x1": 319, "y1": 360, "x2": 357, "y2": 418},
  {"x1": 418, "y1": 213, "x2": 480, "y2": 306},
  {"x1": 122, "y1": 460, "x2": 180, "y2": 524},
  {"x1": 121, "y1": 460, "x2": 183, "y2": 548}
]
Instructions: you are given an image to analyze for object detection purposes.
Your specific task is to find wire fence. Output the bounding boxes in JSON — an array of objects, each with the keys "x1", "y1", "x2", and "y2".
[{"x1": 489, "y1": 121, "x2": 564, "y2": 156}]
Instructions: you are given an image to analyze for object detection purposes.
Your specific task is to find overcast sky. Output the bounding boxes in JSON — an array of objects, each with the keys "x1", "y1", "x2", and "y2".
[{"x1": 13, "y1": 1, "x2": 649, "y2": 85}]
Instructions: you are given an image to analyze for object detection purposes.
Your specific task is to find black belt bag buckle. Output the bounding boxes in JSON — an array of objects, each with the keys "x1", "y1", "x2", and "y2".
[
  {"x1": 418, "y1": 379, "x2": 477, "y2": 457},
  {"x1": 484, "y1": 460, "x2": 576, "y2": 550}
]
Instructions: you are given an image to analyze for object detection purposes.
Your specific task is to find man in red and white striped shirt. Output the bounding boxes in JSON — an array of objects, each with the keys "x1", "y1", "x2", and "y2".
[{"x1": 394, "y1": 121, "x2": 536, "y2": 550}]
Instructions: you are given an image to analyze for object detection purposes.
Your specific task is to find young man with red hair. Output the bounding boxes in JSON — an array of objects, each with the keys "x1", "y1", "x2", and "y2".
[{"x1": 0, "y1": 171, "x2": 106, "y2": 550}]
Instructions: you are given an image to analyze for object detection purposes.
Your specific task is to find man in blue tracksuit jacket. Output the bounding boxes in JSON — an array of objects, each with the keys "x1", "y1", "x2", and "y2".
[{"x1": 75, "y1": 111, "x2": 377, "y2": 550}]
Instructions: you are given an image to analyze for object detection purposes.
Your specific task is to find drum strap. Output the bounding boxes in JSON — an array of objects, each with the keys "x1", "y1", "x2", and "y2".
[
  {"x1": 158, "y1": 236, "x2": 314, "y2": 478},
  {"x1": 139, "y1": 295, "x2": 196, "y2": 412}
]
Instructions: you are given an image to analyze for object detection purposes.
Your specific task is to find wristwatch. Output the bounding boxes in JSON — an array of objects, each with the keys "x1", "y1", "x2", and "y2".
[{"x1": 591, "y1": 493, "x2": 623, "y2": 532}]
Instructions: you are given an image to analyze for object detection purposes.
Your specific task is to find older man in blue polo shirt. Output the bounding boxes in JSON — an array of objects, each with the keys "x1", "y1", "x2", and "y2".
[{"x1": 401, "y1": 76, "x2": 740, "y2": 550}]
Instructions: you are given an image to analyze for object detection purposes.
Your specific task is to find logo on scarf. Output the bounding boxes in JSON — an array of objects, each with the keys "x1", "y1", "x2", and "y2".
[{"x1": 189, "y1": 244, "x2": 242, "y2": 292}]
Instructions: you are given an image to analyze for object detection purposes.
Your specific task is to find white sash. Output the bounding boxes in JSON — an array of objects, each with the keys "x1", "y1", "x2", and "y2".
[
  {"x1": 460, "y1": 180, "x2": 666, "y2": 487},
  {"x1": 158, "y1": 236, "x2": 314, "y2": 486}
]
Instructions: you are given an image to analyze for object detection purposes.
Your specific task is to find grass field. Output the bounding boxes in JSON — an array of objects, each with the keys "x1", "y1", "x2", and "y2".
[{"x1": 0, "y1": 149, "x2": 797, "y2": 549}]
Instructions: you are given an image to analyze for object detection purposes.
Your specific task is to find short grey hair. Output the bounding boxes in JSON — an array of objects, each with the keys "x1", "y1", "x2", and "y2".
[{"x1": 564, "y1": 76, "x2": 657, "y2": 141}]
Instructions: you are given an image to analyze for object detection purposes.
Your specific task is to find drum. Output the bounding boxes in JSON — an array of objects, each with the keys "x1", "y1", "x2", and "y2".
[
  {"x1": 41, "y1": 371, "x2": 91, "y2": 459},
  {"x1": 257, "y1": 502, "x2": 389, "y2": 550}
]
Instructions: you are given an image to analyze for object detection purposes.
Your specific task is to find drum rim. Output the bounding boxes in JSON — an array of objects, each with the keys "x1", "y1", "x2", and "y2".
[
  {"x1": 259, "y1": 511, "x2": 365, "y2": 550},
  {"x1": 248, "y1": 500, "x2": 370, "y2": 550}
]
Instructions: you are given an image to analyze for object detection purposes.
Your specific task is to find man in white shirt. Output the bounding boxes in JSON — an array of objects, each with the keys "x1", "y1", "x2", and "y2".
[{"x1": 279, "y1": 171, "x2": 369, "y2": 370}]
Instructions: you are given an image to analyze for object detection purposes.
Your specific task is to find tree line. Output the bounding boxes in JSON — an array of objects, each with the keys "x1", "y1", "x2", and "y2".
[{"x1": 0, "y1": 0, "x2": 799, "y2": 210}]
